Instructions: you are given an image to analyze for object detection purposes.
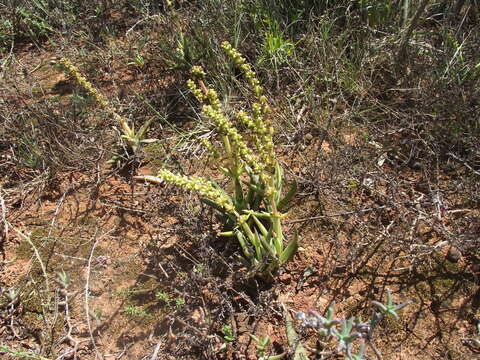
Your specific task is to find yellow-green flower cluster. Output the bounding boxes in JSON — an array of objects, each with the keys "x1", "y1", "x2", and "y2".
[
  {"x1": 59, "y1": 58, "x2": 133, "y2": 138},
  {"x1": 187, "y1": 69, "x2": 222, "y2": 112},
  {"x1": 201, "y1": 104, "x2": 264, "y2": 176},
  {"x1": 157, "y1": 169, "x2": 235, "y2": 213},
  {"x1": 187, "y1": 79, "x2": 206, "y2": 102},
  {"x1": 205, "y1": 89, "x2": 221, "y2": 111},
  {"x1": 221, "y1": 41, "x2": 263, "y2": 97},
  {"x1": 187, "y1": 46, "x2": 279, "y2": 194},
  {"x1": 190, "y1": 65, "x2": 206, "y2": 79},
  {"x1": 201, "y1": 138, "x2": 219, "y2": 158},
  {"x1": 59, "y1": 58, "x2": 109, "y2": 108},
  {"x1": 220, "y1": 43, "x2": 275, "y2": 169},
  {"x1": 252, "y1": 104, "x2": 275, "y2": 168},
  {"x1": 221, "y1": 42, "x2": 271, "y2": 114},
  {"x1": 187, "y1": 71, "x2": 265, "y2": 176},
  {"x1": 236, "y1": 110, "x2": 275, "y2": 170}
]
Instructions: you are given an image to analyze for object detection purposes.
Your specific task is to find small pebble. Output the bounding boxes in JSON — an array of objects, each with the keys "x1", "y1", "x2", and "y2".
[
  {"x1": 279, "y1": 273, "x2": 291, "y2": 284},
  {"x1": 446, "y1": 247, "x2": 462, "y2": 263}
]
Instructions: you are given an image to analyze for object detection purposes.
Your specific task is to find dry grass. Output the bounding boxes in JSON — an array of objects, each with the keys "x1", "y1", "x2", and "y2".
[{"x1": 0, "y1": 1, "x2": 479, "y2": 359}]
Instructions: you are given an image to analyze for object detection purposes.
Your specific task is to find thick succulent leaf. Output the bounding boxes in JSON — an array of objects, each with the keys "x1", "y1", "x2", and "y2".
[
  {"x1": 253, "y1": 230, "x2": 263, "y2": 259},
  {"x1": 234, "y1": 178, "x2": 245, "y2": 209},
  {"x1": 275, "y1": 162, "x2": 283, "y2": 185},
  {"x1": 249, "y1": 334, "x2": 261, "y2": 343},
  {"x1": 258, "y1": 231, "x2": 277, "y2": 258},
  {"x1": 235, "y1": 230, "x2": 253, "y2": 259},
  {"x1": 284, "y1": 305, "x2": 309, "y2": 360},
  {"x1": 251, "y1": 214, "x2": 269, "y2": 237},
  {"x1": 293, "y1": 343, "x2": 309, "y2": 360},
  {"x1": 139, "y1": 138, "x2": 158, "y2": 144},
  {"x1": 246, "y1": 210, "x2": 273, "y2": 219},
  {"x1": 274, "y1": 162, "x2": 283, "y2": 201},
  {"x1": 137, "y1": 117, "x2": 155, "y2": 138},
  {"x1": 280, "y1": 232, "x2": 298, "y2": 264},
  {"x1": 272, "y1": 220, "x2": 283, "y2": 255},
  {"x1": 243, "y1": 180, "x2": 263, "y2": 194},
  {"x1": 218, "y1": 231, "x2": 234, "y2": 237},
  {"x1": 246, "y1": 185, "x2": 255, "y2": 206},
  {"x1": 200, "y1": 198, "x2": 226, "y2": 214},
  {"x1": 219, "y1": 166, "x2": 231, "y2": 177},
  {"x1": 277, "y1": 181, "x2": 297, "y2": 211}
]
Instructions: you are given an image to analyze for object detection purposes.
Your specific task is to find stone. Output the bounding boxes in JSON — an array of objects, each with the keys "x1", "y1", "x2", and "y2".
[
  {"x1": 446, "y1": 247, "x2": 462, "y2": 263},
  {"x1": 279, "y1": 273, "x2": 292, "y2": 284}
]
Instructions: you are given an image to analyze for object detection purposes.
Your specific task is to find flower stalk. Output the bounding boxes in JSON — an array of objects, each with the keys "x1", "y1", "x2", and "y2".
[{"x1": 58, "y1": 58, "x2": 156, "y2": 154}]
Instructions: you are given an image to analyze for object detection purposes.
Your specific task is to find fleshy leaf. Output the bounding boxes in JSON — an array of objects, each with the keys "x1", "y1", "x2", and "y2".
[
  {"x1": 201, "y1": 198, "x2": 227, "y2": 214},
  {"x1": 280, "y1": 232, "x2": 298, "y2": 264},
  {"x1": 277, "y1": 181, "x2": 297, "y2": 211},
  {"x1": 284, "y1": 305, "x2": 309, "y2": 360},
  {"x1": 251, "y1": 214, "x2": 269, "y2": 237}
]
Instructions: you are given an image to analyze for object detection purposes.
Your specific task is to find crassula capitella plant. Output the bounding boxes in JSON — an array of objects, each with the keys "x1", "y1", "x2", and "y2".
[
  {"x1": 136, "y1": 42, "x2": 298, "y2": 278},
  {"x1": 58, "y1": 58, "x2": 156, "y2": 158}
]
